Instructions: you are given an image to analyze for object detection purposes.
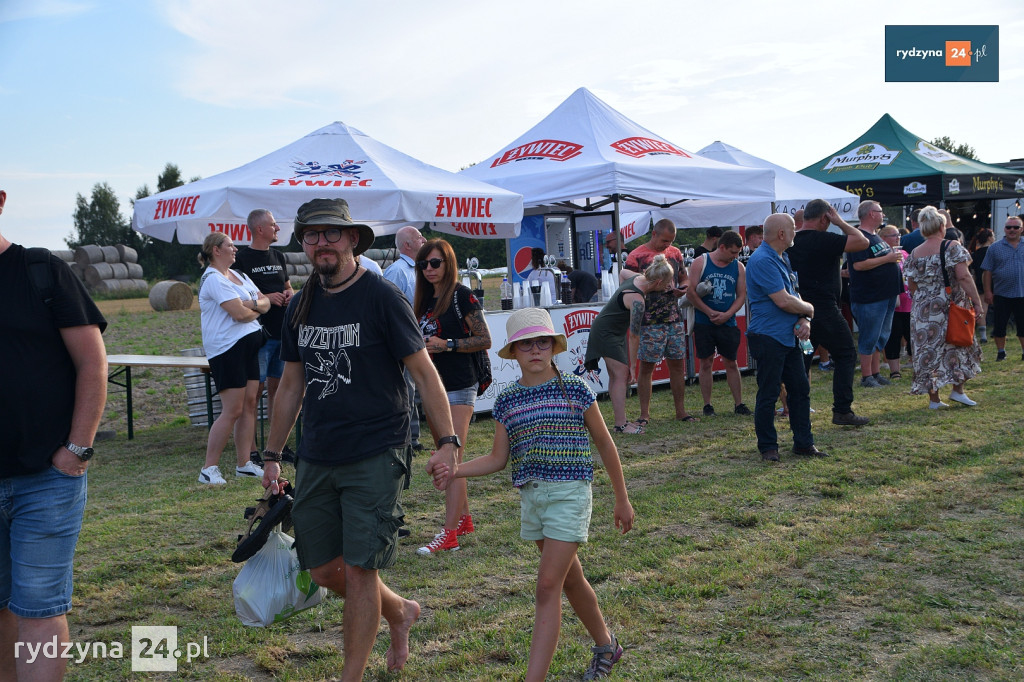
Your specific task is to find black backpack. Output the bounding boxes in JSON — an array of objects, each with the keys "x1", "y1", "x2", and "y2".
[{"x1": 25, "y1": 247, "x2": 56, "y2": 310}]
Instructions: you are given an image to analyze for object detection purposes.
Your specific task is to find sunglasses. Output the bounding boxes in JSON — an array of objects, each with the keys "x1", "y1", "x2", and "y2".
[
  {"x1": 1005, "y1": 224, "x2": 1023, "y2": 230},
  {"x1": 301, "y1": 227, "x2": 346, "y2": 245},
  {"x1": 416, "y1": 258, "x2": 445, "y2": 270},
  {"x1": 515, "y1": 337, "x2": 553, "y2": 352}
]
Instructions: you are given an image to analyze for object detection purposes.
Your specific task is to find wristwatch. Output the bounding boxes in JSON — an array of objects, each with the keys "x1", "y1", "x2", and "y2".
[
  {"x1": 446, "y1": 339, "x2": 457, "y2": 352},
  {"x1": 64, "y1": 440, "x2": 94, "y2": 462},
  {"x1": 437, "y1": 434, "x2": 462, "y2": 448}
]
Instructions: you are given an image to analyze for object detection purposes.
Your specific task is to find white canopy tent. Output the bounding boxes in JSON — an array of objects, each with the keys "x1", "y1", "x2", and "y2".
[
  {"x1": 459, "y1": 89, "x2": 775, "y2": 221},
  {"x1": 132, "y1": 122, "x2": 524, "y2": 245}
]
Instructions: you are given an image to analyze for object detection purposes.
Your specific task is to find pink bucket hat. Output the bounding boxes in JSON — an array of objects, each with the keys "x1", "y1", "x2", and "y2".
[{"x1": 497, "y1": 307, "x2": 568, "y2": 359}]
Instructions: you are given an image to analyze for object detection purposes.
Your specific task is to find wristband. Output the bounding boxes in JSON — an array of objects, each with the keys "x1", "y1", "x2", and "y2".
[{"x1": 262, "y1": 450, "x2": 283, "y2": 463}]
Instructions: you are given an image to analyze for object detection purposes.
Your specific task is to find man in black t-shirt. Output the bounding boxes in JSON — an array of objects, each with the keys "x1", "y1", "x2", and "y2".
[
  {"x1": 787, "y1": 199, "x2": 871, "y2": 426},
  {"x1": 692, "y1": 226, "x2": 723, "y2": 259},
  {"x1": 558, "y1": 261, "x2": 599, "y2": 303},
  {"x1": 260, "y1": 198, "x2": 460, "y2": 678},
  {"x1": 0, "y1": 189, "x2": 108, "y2": 679},
  {"x1": 234, "y1": 209, "x2": 294, "y2": 459}
]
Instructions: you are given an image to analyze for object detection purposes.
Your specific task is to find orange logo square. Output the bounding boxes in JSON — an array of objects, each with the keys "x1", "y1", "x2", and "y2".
[{"x1": 946, "y1": 41, "x2": 971, "y2": 66}]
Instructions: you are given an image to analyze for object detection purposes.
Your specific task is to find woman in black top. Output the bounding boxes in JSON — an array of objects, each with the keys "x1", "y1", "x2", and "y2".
[{"x1": 413, "y1": 239, "x2": 491, "y2": 554}]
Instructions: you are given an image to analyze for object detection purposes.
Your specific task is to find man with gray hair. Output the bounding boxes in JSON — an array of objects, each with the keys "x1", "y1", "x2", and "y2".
[
  {"x1": 384, "y1": 225, "x2": 427, "y2": 451},
  {"x1": 786, "y1": 199, "x2": 870, "y2": 425}
]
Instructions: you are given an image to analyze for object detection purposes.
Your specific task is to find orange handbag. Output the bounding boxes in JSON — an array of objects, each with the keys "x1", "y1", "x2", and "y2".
[{"x1": 940, "y1": 240, "x2": 976, "y2": 347}]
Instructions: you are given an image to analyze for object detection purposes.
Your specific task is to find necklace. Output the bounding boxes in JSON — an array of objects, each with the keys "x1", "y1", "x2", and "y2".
[{"x1": 323, "y1": 262, "x2": 360, "y2": 291}]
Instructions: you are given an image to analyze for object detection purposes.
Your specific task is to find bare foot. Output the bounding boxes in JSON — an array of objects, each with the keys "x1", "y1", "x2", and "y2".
[{"x1": 385, "y1": 598, "x2": 420, "y2": 671}]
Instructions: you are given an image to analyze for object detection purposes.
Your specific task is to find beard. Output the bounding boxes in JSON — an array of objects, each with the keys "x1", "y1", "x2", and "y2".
[{"x1": 314, "y1": 257, "x2": 341, "y2": 279}]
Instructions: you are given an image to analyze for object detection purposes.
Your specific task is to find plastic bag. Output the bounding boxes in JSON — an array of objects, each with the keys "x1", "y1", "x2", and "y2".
[{"x1": 233, "y1": 530, "x2": 326, "y2": 627}]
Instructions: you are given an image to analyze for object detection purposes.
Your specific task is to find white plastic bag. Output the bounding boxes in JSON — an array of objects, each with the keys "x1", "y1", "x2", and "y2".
[{"x1": 233, "y1": 530, "x2": 326, "y2": 627}]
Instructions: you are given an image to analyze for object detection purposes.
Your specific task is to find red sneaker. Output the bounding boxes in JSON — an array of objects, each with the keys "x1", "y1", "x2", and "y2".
[
  {"x1": 416, "y1": 528, "x2": 460, "y2": 555},
  {"x1": 456, "y1": 514, "x2": 475, "y2": 536}
]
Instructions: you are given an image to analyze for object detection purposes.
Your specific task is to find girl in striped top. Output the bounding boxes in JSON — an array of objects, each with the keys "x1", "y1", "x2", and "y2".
[{"x1": 451, "y1": 307, "x2": 634, "y2": 681}]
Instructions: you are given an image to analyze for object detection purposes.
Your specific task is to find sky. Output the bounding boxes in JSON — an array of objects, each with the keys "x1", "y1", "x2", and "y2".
[{"x1": 2, "y1": 0, "x2": 1022, "y2": 250}]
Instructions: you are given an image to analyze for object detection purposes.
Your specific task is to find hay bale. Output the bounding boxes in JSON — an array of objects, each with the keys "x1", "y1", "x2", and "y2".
[
  {"x1": 52, "y1": 249, "x2": 75, "y2": 262},
  {"x1": 74, "y1": 245, "x2": 104, "y2": 266},
  {"x1": 100, "y1": 245, "x2": 119, "y2": 264},
  {"x1": 84, "y1": 262, "x2": 114, "y2": 287},
  {"x1": 284, "y1": 251, "x2": 308, "y2": 264},
  {"x1": 149, "y1": 280, "x2": 193, "y2": 311},
  {"x1": 110, "y1": 263, "x2": 129, "y2": 279},
  {"x1": 115, "y1": 244, "x2": 138, "y2": 263},
  {"x1": 126, "y1": 262, "x2": 144, "y2": 279},
  {"x1": 123, "y1": 279, "x2": 149, "y2": 292},
  {"x1": 93, "y1": 279, "x2": 122, "y2": 293}
]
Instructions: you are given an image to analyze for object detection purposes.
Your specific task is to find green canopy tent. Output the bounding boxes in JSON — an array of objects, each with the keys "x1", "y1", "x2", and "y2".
[{"x1": 800, "y1": 114, "x2": 1024, "y2": 205}]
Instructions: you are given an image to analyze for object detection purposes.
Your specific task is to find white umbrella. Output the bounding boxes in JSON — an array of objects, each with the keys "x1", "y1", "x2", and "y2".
[{"x1": 132, "y1": 121, "x2": 523, "y2": 244}]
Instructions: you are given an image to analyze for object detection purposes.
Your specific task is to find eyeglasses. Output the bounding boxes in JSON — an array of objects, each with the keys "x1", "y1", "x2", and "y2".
[
  {"x1": 416, "y1": 258, "x2": 445, "y2": 270},
  {"x1": 515, "y1": 337, "x2": 553, "y2": 352},
  {"x1": 1005, "y1": 224, "x2": 1022, "y2": 230},
  {"x1": 302, "y1": 227, "x2": 346, "y2": 245}
]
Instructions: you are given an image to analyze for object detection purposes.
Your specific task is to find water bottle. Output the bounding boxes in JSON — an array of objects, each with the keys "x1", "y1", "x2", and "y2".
[
  {"x1": 500, "y1": 276, "x2": 513, "y2": 310},
  {"x1": 796, "y1": 323, "x2": 814, "y2": 355},
  {"x1": 515, "y1": 282, "x2": 525, "y2": 309}
]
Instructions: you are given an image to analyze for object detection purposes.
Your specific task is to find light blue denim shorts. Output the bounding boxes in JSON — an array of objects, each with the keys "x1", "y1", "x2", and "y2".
[
  {"x1": 446, "y1": 383, "x2": 478, "y2": 407},
  {"x1": 519, "y1": 479, "x2": 593, "y2": 543},
  {"x1": 0, "y1": 466, "x2": 88, "y2": 618}
]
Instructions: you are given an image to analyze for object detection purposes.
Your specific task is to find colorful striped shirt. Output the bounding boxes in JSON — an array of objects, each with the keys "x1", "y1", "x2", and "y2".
[{"x1": 492, "y1": 373, "x2": 596, "y2": 488}]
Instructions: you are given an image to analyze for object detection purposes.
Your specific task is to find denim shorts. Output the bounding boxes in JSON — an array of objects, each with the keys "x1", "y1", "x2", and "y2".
[
  {"x1": 446, "y1": 383, "x2": 478, "y2": 407},
  {"x1": 258, "y1": 338, "x2": 285, "y2": 382},
  {"x1": 519, "y1": 479, "x2": 592, "y2": 543},
  {"x1": 638, "y1": 322, "x2": 687, "y2": 363},
  {"x1": 291, "y1": 448, "x2": 408, "y2": 571},
  {"x1": 0, "y1": 466, "x2": 88, "y2": 618},
  {"x1": 851, "y1": 298, "x2": 896, "y2": 355}
]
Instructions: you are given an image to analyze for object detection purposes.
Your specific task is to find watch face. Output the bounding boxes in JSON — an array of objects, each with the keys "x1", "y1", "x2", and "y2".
[{"x1": 78, "y1": 448, "x2": 94, "y2": 461}]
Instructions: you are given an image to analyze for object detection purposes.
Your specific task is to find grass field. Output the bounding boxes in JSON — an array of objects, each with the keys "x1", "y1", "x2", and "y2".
[{"x1": 69, "y1": 295, "x2": 1024, "y2": 681}]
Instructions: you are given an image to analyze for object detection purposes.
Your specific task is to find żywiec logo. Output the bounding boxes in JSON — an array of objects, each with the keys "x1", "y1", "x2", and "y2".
[
  {"x1": 903, "y1": 181, "x2": 928, "y2": 196},
  {"x1": 822, "y1": 143, "x2": 901, "y2": 173},
  {"x1": 610, "y1": 137, "x2": 690, "y2": 159},
  {"x1": 270, "y1": 160, "x2": 373, "y2": 187},
  {"x1": 914, "y1": 141, "x2": 964, "y2": 164},
  {"x1": 434, "y1": 195, "x2": 494, "y2": 220},
  {"x1": 948, "y1": 178, "x2": 961, "y2": 195},
  {"x1": 490, "y1": 140, "x2": 584, "y2": 167},
  {"x1": 563, "y1": 310, "x2": 597, "y2": 338}
]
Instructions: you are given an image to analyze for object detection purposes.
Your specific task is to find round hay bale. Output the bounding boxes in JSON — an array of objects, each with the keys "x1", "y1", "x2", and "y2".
[
  {"x1": 100, "y1": 245, "x2": 120, "y2": 263},
  {"x1": 124, "y1": 279, "x2": 149, "y2": 292},
  {"x1": 52, "y1": 249, "x2": 75, "y2": 262},
  {"x1": 149, "y1": 280, "x2": 193, "y2": 311},
  {"x1": 126, "y1": 262, "x2": 144, "y2": 279},
  {"x1": 115, "y1": 244, "x2": 138, "y2": 263},
  {"x1": 74, "y1": 245, "x2": 104, "y2": 267},
  {"x1": 284, "y1": 251, "x2": 308, "y2": 264},
  {"x1": 110, "y1": 263, "x2": 129, "y2": 279},
  {"x1": 84, "y1": 262, "x2": 114, "y2": 287},
  {"x1": 94, "y1": 279, "x2": 122, "y2": 293},
  {"x1": 286, "y1": 264, "x2": 296, "y2": 276}
]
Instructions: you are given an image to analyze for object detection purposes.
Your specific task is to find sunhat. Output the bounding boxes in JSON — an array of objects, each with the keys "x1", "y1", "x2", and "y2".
[
  {"x1": 293, "y1": 198, "x2": 375, "y2": 256},
  {"x1": 497, "y1": 307, "x2": 568, "y2": 359}
]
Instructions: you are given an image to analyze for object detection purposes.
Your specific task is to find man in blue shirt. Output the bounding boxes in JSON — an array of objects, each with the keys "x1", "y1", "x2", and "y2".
[
  {"x1": 900, "y1": 208, "x2": 924, "y2": 253},
  {"x1": 981, "y1": 215, "x2": 1024, "y2": 361},
  {"x1": 746, "y1": 213, "x2": 826, "y2": 462},
  {"x1": 384, "y1": 225, "x2": 427, "y2": 448}
]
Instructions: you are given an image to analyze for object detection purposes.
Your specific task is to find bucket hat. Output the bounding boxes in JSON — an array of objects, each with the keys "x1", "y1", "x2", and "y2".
[
  {"x1": 497, "y1": 307, "x2": 568, "y2": 359},
  {"x1": 294, "y1": 198, "x2": 375, "y2": 256}
]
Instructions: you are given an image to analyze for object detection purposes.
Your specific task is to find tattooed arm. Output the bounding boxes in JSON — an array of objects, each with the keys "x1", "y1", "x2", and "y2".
[
  {"x1": 625, "y1": 292, "x2": 645, "y2": 384},
  {"x1": 457, "y1": 309, "x2": 492, "y2": 352}
]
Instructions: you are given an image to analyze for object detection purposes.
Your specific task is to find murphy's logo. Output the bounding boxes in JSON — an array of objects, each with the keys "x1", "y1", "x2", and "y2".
[
  {"x1": 903, "y1": 181, "x2": 928, "y2": 196},
  {"x1": 1015, "y1": 179, "x2": 1024, "y2": 194},
  {"x1": 269, "y1": 160, "x2": 374, "y2": 188},
  {"x1": 948, "y1": 178, "x2": 961, "y2": 195},
  {"x1": 490, "y1": 140, "x2": 583, "y2": 167},
  {"x1": 822, "y1": 143, "x2": 901, "y2": 173},
  {"x1": 914, "y1": 141, "x2": 963, "y2": 164},
  {"x1": 610, "y1": 137, "x2": 690, "y2": 159},
  {"x1": 563, "y1": 309, "x2": 597, "y2": 338}
]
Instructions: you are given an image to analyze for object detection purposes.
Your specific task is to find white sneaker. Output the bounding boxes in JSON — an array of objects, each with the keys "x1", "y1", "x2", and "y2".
[
  {"x1": 199, "y1": 465, "x2": 226, "y2": 485},
  {"x1": 236, "y1": 461, "x2": 264, "y2": 478},
  {"x1": 929, "y1": 401, "x2": 949, "y2": 410},
  {"x1": 949, "y1": 391, "x2": 977, "y2": 406}
]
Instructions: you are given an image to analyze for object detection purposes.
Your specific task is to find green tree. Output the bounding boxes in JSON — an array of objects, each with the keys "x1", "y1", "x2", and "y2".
[
  {"x1": 132, "y1": 163, "x2": 204, "y2": 280},
  {"x1": 67, "y1": 182, "x2": 136, "y2": 249},
  {"x1": 930, "y1": 136, "x2": 978, "y2": 160}
]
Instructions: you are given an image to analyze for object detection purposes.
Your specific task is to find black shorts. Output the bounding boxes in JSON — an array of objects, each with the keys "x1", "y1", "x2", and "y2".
[
  {"x1": 693, "y1": 323, "x2": 741, "y2": 361},
  {"x1": 208, "y1": 330, "x2": 262, "y2": 390}
]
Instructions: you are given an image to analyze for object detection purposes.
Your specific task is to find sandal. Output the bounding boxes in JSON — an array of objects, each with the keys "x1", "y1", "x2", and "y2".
[
  {"x1": 633, "y1": 418, "x2": 650, "y2": 427},
  {"x1": 613, "y1": 423, "x2": 644, "y2": 434},
  {"x1": 890, "y1": 371, "x2": 902, "y2": 380},
  {"x1": 677, "y1": 415, "x2": 698, "y2": 422},
  {"x1": 583, "y1": 632, "x2": 623, "y2": 680}
]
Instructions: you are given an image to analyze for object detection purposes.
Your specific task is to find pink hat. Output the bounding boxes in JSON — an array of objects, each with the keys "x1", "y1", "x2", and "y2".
[{"x1": 497, "y1": 307, "x2": 568, "y2": 359}]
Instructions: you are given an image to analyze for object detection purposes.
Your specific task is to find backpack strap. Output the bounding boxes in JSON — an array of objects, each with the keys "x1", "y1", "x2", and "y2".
[{"x1": 25, "y1": 247, "x2": 55, "y2": 308}]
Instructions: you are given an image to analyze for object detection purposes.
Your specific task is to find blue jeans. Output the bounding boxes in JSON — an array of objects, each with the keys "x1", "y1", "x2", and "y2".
[
  {"x1": 0, "y1": 467, "x2": 88, "y2": 617},
  {"x1": 258, "y1": 338, "x2": 284, "y2": 382},
  {"x1": 851, "y1": 298, "x2": 896, "y2": 355},
  {"x1": 748, "y1": 333, "x2": 814, "y2": 454}
]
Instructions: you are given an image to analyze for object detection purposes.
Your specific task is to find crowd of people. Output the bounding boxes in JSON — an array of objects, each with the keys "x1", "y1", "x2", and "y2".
[{"x1": 5, "y1": 184, "x2": 1022, "y2": 680}]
